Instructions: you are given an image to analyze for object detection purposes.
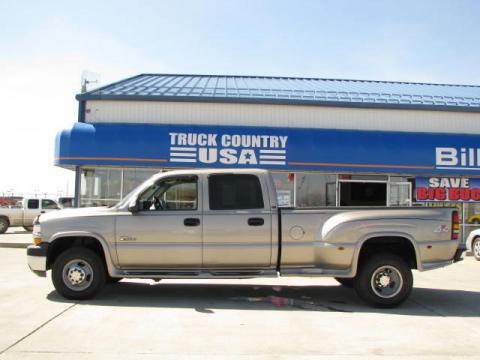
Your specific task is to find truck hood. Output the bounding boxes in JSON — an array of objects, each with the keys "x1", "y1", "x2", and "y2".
[{"x1": 39, "y1": 206, "x2": 116, "y2": 222}]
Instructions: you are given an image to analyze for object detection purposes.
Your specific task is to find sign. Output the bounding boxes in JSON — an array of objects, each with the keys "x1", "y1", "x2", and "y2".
[
  {"x1": 415, "y1": 177, "x2": 480, "y2": 202},
  {"x1": 56, "y1": 122, "x2": 480, "y2": 175},
  {"x1": 436, "y1": 147, "x2": 480, "y2": 172},
  {"x1": 168, "y1": 132, "x2": 287, "y2": 166}
]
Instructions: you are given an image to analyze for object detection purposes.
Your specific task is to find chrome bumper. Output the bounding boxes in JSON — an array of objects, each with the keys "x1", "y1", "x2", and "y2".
[{"x1": 27, "y1": 244, "x2": 48, "y2": 277}]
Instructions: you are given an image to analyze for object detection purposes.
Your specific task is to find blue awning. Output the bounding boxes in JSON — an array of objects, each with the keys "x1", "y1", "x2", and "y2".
[{"x1": 55, "y1": 122, "x2": 480, "y2": 175}]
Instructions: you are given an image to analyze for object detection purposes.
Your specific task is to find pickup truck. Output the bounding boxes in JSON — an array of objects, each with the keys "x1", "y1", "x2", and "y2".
[
  {"x1": 0, "y1": 198, "x2": 59, "y2": 233},
  {"x1": 27, "y1": 169, "x2": 464, "y2": 308}
]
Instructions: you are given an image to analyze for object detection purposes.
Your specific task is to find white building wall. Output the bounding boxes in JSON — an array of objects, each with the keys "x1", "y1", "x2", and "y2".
[{"x1": 85, "y1": 100, "x2": 480, "y2": 134}]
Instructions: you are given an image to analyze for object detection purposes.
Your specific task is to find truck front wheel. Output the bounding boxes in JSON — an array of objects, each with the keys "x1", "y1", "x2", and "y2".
[
  {"x1": 354, "y1": 253, "x2": 413, "y2": 308},
  {"x1": 334, "y1": 277, "x2": 354, "y2": 288},
  {"x1": 52, "y1": 248, "x2": 106, "y2": 300}
]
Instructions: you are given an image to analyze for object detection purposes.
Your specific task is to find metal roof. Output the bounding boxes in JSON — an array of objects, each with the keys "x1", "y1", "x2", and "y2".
[{"x1": 76, "y1": 73, "x2": 480, "y2": 112}]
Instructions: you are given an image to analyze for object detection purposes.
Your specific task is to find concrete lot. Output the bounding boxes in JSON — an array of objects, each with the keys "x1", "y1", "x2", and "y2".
[
  {"x1": 0, "y1": 227, "x2": 31, "y2": 248},
  {"x1": 0, "y1": 230, "x2": 479, "y2": 359}
]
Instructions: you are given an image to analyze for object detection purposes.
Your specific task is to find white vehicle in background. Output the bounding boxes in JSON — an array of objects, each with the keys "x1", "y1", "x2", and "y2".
[
  {"x1": 0, "y1": 198, "x2": 59, "y2": 233},
  {"x1": 465, "y1": 230, "x2": 480, "y2": 260}
]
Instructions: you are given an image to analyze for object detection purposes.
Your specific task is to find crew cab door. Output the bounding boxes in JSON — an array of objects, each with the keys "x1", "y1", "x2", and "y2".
[
  {"x1": 115, "y1": 175, "x2": 202, "y2": 268},
  {"x1": 202, "y1": 173, "x2": 273, "y2": 268}
]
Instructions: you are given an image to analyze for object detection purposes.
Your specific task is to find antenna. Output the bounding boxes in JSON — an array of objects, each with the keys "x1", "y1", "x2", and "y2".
[{"x1": 81, "y1": 70, "x2": 101, "y2": 93}]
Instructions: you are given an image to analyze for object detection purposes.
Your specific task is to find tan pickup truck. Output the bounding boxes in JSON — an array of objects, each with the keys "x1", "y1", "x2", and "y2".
[{"x1": 27, "y1": 169, "x2": 464, "y2": 307}]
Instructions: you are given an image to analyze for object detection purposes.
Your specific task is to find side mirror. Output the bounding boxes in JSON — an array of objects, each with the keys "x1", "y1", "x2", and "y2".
[{"x1": 128, "y1": 199, "x2": 139, "y2": 213}]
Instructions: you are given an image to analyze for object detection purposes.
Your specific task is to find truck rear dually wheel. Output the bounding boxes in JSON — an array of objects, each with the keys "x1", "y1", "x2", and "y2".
[
  {"x1": 354, "y1": 253, "x2": 413, "y2": 308},
  {"x1": 52, "y1": 248, "x2": 106, "y2": 300}
]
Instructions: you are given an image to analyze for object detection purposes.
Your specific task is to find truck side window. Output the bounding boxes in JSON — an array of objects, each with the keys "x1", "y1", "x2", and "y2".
[
  {"x1": 42, "y1": 199, "x2": 59, "y2": 209},
  {"x1": 209, "y1": 174, "x2": 264, "y2": 210},
  {"x1": 27, "y1": 199, "x2": 39, "y2": 209},
  {"x1": 138, "y1": 176, "x2": 197, "y2": 211}
]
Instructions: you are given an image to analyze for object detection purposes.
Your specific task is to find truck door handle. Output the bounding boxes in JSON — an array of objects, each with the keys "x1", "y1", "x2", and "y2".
[
  {"x1": 184, "y1": 218, "x2": 200, "y2": 226},
  {"x1": 41, "y1": 211, "x2": 45, "y2": 214},
  {"x1": 248, "y1": 217, "x2": 264, "y2": 226}
]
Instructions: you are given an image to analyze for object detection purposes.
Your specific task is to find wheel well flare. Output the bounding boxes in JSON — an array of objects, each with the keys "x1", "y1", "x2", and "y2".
[
  {"x1": 359, "y1": 236, "x2": 417, "y2": 269},
  {"x1": 47, "y1": 236, "x2": 106, "y2": 269}
]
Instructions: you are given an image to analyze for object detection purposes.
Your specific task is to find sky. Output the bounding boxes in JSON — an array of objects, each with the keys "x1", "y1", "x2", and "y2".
[{"x1": 1, "y1": 0, "x2": 479, "y2": 197}]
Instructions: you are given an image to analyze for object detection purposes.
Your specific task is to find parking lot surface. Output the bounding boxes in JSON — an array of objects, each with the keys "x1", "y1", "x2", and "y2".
[{"x1": 0, "y1": 231, "x2": 479, "y2": 359}]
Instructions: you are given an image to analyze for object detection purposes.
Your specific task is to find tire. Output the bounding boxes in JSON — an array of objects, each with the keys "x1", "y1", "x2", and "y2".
[
  {"x1": 0, "y1": 218, "x2": 8, "y2": 234},
  {"x1": 24, "y1": 226, "x2": 33, "y2": 232},
  {"x1": 473, "y1": 238, "x2": 480, "y2": 261},
  {"x1": 353, "y1": 253, "x2": 413, "y2": 308},
  {"x1": 107, "y1": 276, "x2": 123, "y2": 283},
  {"x1": 335, "y1": 277, "x2": 354, "y2": 288},
  {"x1": 52, "y1": 247, "x2": 106, "y2": 300},
  {"x1": 473, "y1": 219, "x2": 480, "y2": 224}
]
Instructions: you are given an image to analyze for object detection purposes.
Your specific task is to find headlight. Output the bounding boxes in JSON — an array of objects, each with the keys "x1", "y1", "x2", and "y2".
[{"x1": 32, "y1": 224, "x2": 42, "y2": 245}]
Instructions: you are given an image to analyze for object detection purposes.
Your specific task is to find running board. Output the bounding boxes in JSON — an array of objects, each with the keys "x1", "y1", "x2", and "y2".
[{"x1": 116, "y1": 269, "x2": 278, "y2": 279}]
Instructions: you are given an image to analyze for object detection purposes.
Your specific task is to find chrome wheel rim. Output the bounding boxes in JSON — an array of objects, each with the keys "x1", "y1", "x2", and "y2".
[
  {"x1": 0, "y1": 220, "x2": 6, "y2": 232},
  {"x1": 370, "y1": 265, "x2": 403, "y2": 299},
  {"x1": 62, "y1": 259, "x2": 94, "y2": 291},
  {"x1": 474, "y1": 240, "x2": 480, "y2": 257}
]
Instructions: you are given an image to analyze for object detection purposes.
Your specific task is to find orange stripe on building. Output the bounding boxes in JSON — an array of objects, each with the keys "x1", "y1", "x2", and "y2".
[
  {"x1": 57, "y1": 157, "x2": 167, "y2": 163},
  {"x1": 288, "y1": 161, "x2": 434, "y2": 170}
]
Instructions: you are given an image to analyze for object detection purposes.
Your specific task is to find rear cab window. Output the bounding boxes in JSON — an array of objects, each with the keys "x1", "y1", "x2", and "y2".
[
  {"x1": 27, "y1": 199, "x2": 39, "y2": 209},
  {"x1": 208, "y1": 174, "x2": 264, "y2": 210}
]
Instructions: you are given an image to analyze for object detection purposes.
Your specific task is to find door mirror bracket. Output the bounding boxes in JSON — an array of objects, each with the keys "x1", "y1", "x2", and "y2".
[{"x1": 128, "y1": 199, "x2": 139, "y2": 213}]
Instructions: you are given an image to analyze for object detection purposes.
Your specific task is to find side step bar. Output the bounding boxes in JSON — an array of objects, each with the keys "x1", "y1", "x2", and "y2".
[{"x1": 117, "y1": 269, "x2": 278, "y2": 279}]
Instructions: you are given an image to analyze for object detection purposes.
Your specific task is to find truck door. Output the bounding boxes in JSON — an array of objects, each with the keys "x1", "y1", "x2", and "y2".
[
  {"x1": 115, "y1": 175, "x2": 202, "y2": 268},
  {"x1": 202, "y1": 174, "x2": 273, "y2": 268}
]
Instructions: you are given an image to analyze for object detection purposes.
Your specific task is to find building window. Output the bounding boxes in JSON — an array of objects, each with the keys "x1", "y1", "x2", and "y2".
[
  {"x1": 339, "y1": 182, "x2": 387, "y2": 206},
  {"x1": 295, "y1": 173, "x2": 336, "y2": 207},
  {"x1": 123, "y1": 168, "x2": 159, "y2": 196},
  {"x1": 457, "y1": 202, "x2": 477, "y2": 244},
  {"x1": 271, "y1": 172, "x2": 294, "y2": 207},
  {"x1": 80, "y1": 168, "x2": 122, "y2": 207}
]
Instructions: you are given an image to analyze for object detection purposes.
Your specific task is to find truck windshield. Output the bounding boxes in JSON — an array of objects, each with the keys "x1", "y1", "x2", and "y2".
[{"x1": 114, "y1": 181, "x2": 154, "y2": 209}]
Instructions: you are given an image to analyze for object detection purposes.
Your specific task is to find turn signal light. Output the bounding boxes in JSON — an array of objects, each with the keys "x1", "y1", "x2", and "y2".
[
  {"x1": 452, "y1": 211, "x2": 460, "y2": 240},
  {"x1": 33, "y1": 238, "x2": 42, "y2": 246}
]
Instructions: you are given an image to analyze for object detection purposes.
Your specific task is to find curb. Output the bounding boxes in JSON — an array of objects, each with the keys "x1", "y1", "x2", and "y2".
[{"x1": 0, "y1": 243, "x2": 29, "y2": 249}]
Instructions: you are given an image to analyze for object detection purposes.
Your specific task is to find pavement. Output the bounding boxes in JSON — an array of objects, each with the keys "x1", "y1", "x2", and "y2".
[
  {"x1": 0, "y1": 228, "x2": 32, "y2": 248},
  {"x1": 0, "y1": 241, "x2": 479, "y2": 359}
]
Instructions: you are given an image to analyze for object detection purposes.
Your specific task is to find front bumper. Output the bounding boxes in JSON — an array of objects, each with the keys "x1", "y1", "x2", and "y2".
[{"x1": 27, "y1": 243, "x2": 48, "y2": 277}]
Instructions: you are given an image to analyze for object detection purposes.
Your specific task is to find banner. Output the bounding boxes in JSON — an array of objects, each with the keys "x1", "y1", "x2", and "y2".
[{"x1": 416, "y1": 177, "x2": 480, "y2": 202}]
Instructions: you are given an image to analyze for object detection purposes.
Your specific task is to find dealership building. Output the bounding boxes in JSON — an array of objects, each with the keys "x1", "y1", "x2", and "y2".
[{"x1": 55, "y1": 74, "x2": 480, "y2": 240}]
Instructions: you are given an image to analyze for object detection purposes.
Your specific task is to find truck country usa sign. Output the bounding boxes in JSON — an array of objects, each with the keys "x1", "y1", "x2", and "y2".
[
  {"x1": 415, "y1": 177, "x2": 480, "y2": 202},
  {"x1": 168, "y1": 132, "x2": 288, "y2": 165}
]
